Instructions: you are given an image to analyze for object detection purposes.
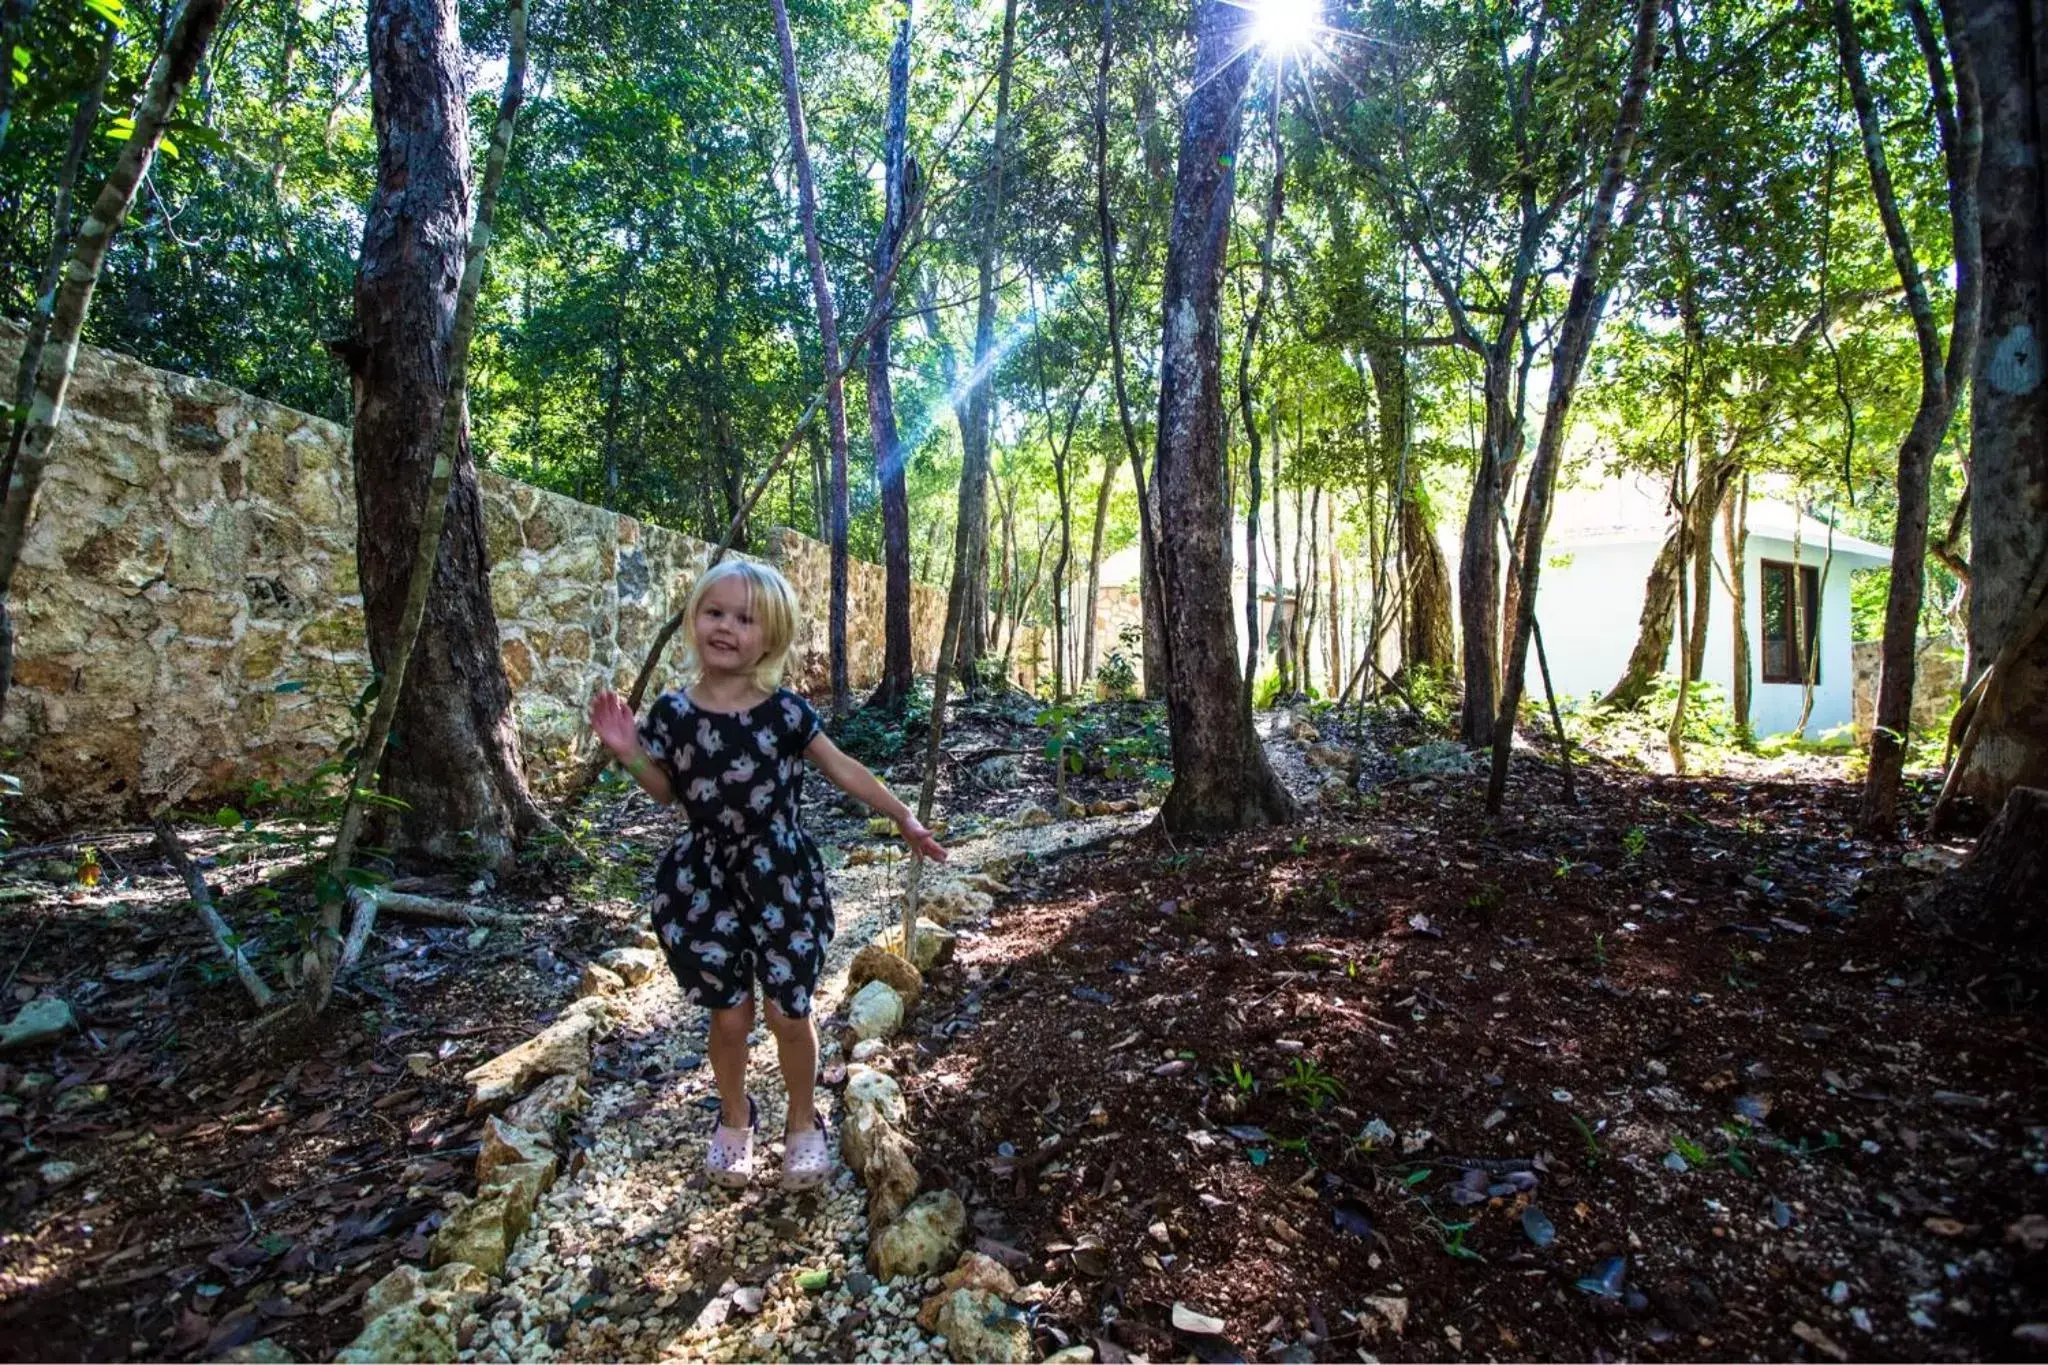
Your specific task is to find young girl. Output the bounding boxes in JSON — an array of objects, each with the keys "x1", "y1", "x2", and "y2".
[{"x1": 588, "y1": 559, "x2": 945, "y2": 1191}]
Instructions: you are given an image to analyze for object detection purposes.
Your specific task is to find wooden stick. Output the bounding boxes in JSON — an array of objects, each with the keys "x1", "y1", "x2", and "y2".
[
  {"x1": 153, "y1": 818, "x2": 277, "y2": 1010},
  {"x1": 367, "y1": 889, "x2": 525, "y2": 926}
]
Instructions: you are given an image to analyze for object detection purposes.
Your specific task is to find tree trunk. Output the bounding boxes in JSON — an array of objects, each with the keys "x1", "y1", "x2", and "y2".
[
  {"x1": 1953, "y1": 0, "x2": 2047, "y2": 813},
  {"x1": 951, "y1": 0, "x2": 1019, "y2": 692},
  {"x1": 1151, "y1": 0, "x2": 1294, "y2": 834},
  {"x1": 1603, "y1": 459, "x2": 1736, "y2": 709},
  {"x1": 344, "y1": 0, "x2": 541, "y2": 870},
  {"x1": 1094, "y1": 0, "x2": 1170, "y2": 701},
  {"x1": 308, "y1": 0, "x2": 529, "y2": 1014},
  {"x1": 1457, "y1": 350, "x2": 1514, "y2": 746},
  {"x1": 1836, "y1": 0, "x2": 1983, "y2": 834},
  {"x1": 772, "y1": 0, "x2": 852, "y2": 714},
  {"x1": 0, "y1": 23, "x2": 113, "y2": 502},
  {"x1": 1487, "y1": 0, "x2": 1660, "y2": 808},
  {"x1": 1725, "y1": 475, "x2": 1753, "y2": 741},
  {"x1": 0, "y1": 0, "x2": 225, "y2": 725},
  {"x1": 865, "y1": 5, "x2": 916, "y2": 713},
  {"x1": 1301, "y1": 484, "x2": 1322, "y2": 694},
  {"x1": 1399, "y1": 491, "x2": 1456, "y2": 677},
  {"x1": 1271, "y1": 405, "x2": 1289, "y2": 694},
  {"x1": 1931, "y1": 786, "x2": 2048, "y2": 986},
  {"x1": 1081, "y1": 451, "x2": 1116, "y2": 681},
  {"x1": 1236, "y1": 96, "x2": 1284, "y2": 718}
]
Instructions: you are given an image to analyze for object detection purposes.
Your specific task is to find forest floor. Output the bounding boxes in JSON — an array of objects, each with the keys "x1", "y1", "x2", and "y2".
[{"x1": 0, "y1": 692, "x2": 2041, "y2": 1363}]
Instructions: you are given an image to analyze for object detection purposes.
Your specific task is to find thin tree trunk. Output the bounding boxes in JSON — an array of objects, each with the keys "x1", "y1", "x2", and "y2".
[
  {"x1": 771, "y1": 0, "x2": 852, "y2": 715},
  {"x1": 1301, "y1": 484, "x2": 1322, "y2": 695},
  {"x1": 308, "y1": 0, "x2": 527, "y2": 1013},
  {"x1": 1081, "y1": 452, "x2": 1116, "y2": 682},
  {"x1": 1151, "y1": 0, "x2": 1294, "y2": 834},
  {"x1": 1725, "y1": 474, "x2": 1753, "y2": 742},
  {"x1": 865, "y1": 3, "x2": 916, "y2": 713},
  {"x1": 1668, "y1": 452, "x2": 1693, "y2": 776},
  {"x1": 1951, "y1": 0, "x2": 2048, "y2": 813},
  {"x1": 1094, "y1": 0, "x2": 1170, "y2": 700},
  {"x1": 1328, "y1": 493, "x2": 1342, "y2": 704},
  {"x1": 1487, "y1": 0, "x2": 1660, "y2": 809},
  {"x1": 1836, "y1": 0, "x2": 1984, "y2": 834},
  {"x1": 951, "y1": 0, "x2": 1019, "y2": 691},
  {"x1": 1272, "y1": 404, "x2": 1288, "y2": 695},
  {"x1": 1236, "y1": 94, "x2": 1284, "y2": 718},
  {"x1": 0, "y1": 0, "x2": 225, "y2": 724},
  {"x1": 1, "y1": 26, "x2": 114, "y2": 501}
]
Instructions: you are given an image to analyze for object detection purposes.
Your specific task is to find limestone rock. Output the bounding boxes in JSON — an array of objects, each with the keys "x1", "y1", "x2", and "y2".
[
  {"x1": 848, "y1": 944, "x2": 923, "y2": 1011},
  {"x1": 576, "y1": 961, "x2": 626, "y2": 998},
  {"x1": 630, "y1": 926, "x2": 660, "y2": 951},
  {"x1": 870, "y1": 1190, "x2": 966, "y2": 1281},
  {"x1": 1017, "y1": 807, "x2": 1054, "y2": 829},
  {"x1": 335, "y1": 1302, "x2": 458, "y2": 1364},
  {"x1": 918, "y1": 1253, "x2": 1020, "y2": 1330},
  {"x1": 218, "y1": 1339, "x2": 295, "y2": 1363},
  {"x1": 846, "y1": 980, "x2": 905, "y2": 1042},
  {"x1": 485, "y1": 1158, "x2": 554, "y2": 1214},
  {"x1": 596, "y1": 946, "x2": 661, "y2": 986},
  {"x1": 555, "y1": 994, "x2": 618, "y2": 1029},
  {"x1": 1290, "y1": 720, "x2": 1320, "y2": 743},
  {"x1": 840, "y1": 1067, "x2": 907, "y2": 1174},
  {"x1": 39, "y1": 1159, "x2": 80, "y2": 1187},
  {"x1": 428, "y1": 1183, "x2": 534, "y2": 1277},
  {"x1": 875, "y1": 919, "x2": 957, "y2": 973},
  {"x1": 849, "y1": 1038, "x2": 887, "y2": 1062},
  {"x1": 477, "y1": 1116, "x2": 555, "y2": 1186},
  {"x1": 1305, "y1": 744, "x2": 1351, "y2": 771},
  {"x1": 360, "y1": 1262, "x2": 490, "y2": 1325},
  {"x1": 0, "y1": 998, "x2": 75, "y2": 1052},
  {"x1": 1044, "y1": 1348, "x2": 1094, "y2": 1363},
  {"x1": 860, "y1": 1114, "x2": 922, "y2": 1229},
  {"x1": 1059, "y1": 796, "x2": 1087, "y2": 820},
  {"x1": 504, "y1": 1073, "x2": 586, "y2": 1140},
  {"x1": 919, "y1": 881, "x2": 994, "y2": 924},
  {"x1": 463, "y1": 1012, "x2": 595, "y2": 1113},
  {"x1": 934, "y1": 1287, "x2": 1036, "y2": 1362}
]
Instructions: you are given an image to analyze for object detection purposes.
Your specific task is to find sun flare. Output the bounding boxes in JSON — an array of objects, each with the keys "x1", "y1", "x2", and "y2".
[{"x1": 1250, "y1": 0, "x2": 1323, "y2": 56}]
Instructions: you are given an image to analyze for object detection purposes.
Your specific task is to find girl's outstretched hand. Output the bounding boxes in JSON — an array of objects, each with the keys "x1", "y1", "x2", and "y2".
[
  {"x1": 589, "y1": 689, "x2": 640, "y2": 759},
  {"x1": 899, "y1": 815, "x2": 947, "y2": 863}
]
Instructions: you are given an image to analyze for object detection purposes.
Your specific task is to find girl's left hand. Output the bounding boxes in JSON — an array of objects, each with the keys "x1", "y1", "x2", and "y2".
[{"x1": 899, "y1": 816, "x2": 947, "y2": 863}]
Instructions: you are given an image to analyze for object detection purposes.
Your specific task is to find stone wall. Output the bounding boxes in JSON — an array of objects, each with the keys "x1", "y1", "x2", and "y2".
[
  {"x1": 0, "y1": 328, "x2": 996, "y2": 830},
  {"x1": 1851, "y1": 634, "x2": 1967, "y2": 744}
]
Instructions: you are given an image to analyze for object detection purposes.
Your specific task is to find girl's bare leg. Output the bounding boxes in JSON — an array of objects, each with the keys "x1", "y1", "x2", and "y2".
[
  {"x1": 763, "y1": 1000, "x2": 819, "y2": 1133},
  {"x1": 709, "y1": 999, "x2": 754, "y2": 1128}
]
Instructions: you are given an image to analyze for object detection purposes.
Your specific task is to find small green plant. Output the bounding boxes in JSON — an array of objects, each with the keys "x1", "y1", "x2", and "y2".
[
  {"x1": 1277, "y1": 1057, "x2": 1347, "y2": 1111},
  {"x1": 1592, "y1": 932, "x2": 1607, "y2": 967},
  {"x1": 1096, "y1": 646, "x2": 1138, "y2": 701},
  {"x1": 1622, "y1": 825, "x2": 1648, "y2": 860},
  {"x1": 1670, "y1": 1133, "x2": 1709, "y2": 1167},
  {"x1": 1570, "y1": 1113, "x2": 1602, "y2": 1164},
  {"x1": 1553, "y1": 855, "x2": 1578, "y2": 879},
  {"x1": 1433, "y1": 1218, "x2": 1486, "y2": 1262},
  {"x1": 1214, "y1": 1059, "x2": 1257, "y2": 1095}
]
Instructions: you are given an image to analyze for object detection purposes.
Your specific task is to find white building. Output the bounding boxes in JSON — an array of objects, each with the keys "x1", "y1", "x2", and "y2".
[{"x1": 1522, "y1": 478, "x2": 1891, "y2": 738}]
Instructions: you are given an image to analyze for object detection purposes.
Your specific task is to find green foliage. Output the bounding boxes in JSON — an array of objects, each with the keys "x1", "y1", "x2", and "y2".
[
  {"x1": 1095, "y1": 648, "x2": 1138, "y2": 702},
  {"x1": 1277, "y1": 1057, "x2": 1346, "y2": 1111}
]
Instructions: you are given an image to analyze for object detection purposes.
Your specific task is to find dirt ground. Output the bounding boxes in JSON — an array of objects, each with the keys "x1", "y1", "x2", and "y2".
[{"x1": 0, "y1": 693, "x2": 2041, "y2": 1363}]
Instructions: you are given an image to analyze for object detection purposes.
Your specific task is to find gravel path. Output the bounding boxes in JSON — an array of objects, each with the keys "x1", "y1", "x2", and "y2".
[
  {"x1": 455, "y1": 810, "x2": 1145, "y2": 1364},
  {"x1": 455, "y1": 723, "x2": 1324, "y2": 1364}
]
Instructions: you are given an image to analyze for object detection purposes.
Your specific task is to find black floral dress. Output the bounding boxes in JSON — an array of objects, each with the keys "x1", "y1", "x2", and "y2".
[{"x1": 636, "y1": 687, "x2": 833, "y2": 1017}]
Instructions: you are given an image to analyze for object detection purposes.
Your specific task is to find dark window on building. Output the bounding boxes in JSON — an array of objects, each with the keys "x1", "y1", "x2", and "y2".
[{"x1": 1760, "y1": 559, "x2": 1821, "y2": 684}]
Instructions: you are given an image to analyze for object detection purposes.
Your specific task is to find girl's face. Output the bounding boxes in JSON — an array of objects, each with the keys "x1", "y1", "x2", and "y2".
[{"x1": 693, "y1": 576, "x2": 766, "y2": 678}]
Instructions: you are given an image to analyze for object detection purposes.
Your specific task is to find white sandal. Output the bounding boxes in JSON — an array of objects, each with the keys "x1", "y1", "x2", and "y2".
[
  {"x1": 707, "y1": 1095, "x2": 758, "y2": 1188},
  {"x1": 781, "y1": 1114, "x2": 832, "y2": 1191}
]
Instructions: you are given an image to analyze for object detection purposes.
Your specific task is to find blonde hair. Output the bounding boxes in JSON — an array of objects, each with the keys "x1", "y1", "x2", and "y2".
[{"x1": 677, "y1": 558, "x2": 799, "y2": 693}]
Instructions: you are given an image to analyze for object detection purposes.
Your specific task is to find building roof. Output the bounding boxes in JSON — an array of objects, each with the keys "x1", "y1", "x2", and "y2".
[{"x1": 1546, "y1": 475, "x2": 1891, "y2": 564}]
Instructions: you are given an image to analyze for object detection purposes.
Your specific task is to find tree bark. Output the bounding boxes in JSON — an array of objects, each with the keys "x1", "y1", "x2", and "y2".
[
  {"x1": 771, "y1": 0, "x2": 852, "y2": 714},
  {"x1": 1725, "y1": 475, "x2": 1753, "y2": 741},
  {"x1": 1487, "y1": 0, "x2": 1660, "y2": 810},
  {"x1": 1836, "y1": 0, "x2": 1983, "y2": 834},
  {"x1": 1236, "y1": 96, "x2": 1284, "y2": 718},
  {"x1": 951, "y1": 0, "x2": 1019, "y2": 691},
  {"x1": 1953, "y1": 0, "x2": 2048, "y2": 813},
  {"x1": 1094, "y1": 0, "x2": 1170, "y2": 700},
  {"x1": 865, "y1": 3, "x2": 916, "y2": 713},
  {"x1": 0, "y1": 0, "x2": 225, "y2": 725},
  {"x1": 343, "y1": 0, "x2": 541, "y2": 871},
  {"x1": 1930, "y1": 786, "x2": 2048, "y2": 983},
  {"x1": 1, "y1": 25, "x2": 114, "y2": 504},
  {"x1": 1602, "y1": 458, "x2": 1736, "y2": 709},
  {"x1": 1080, "y1": 452, "x2": 1117, "y2": 682},
  {"x1": 1151, "y1": 0, "x2": 1294, "y2": 834}
]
